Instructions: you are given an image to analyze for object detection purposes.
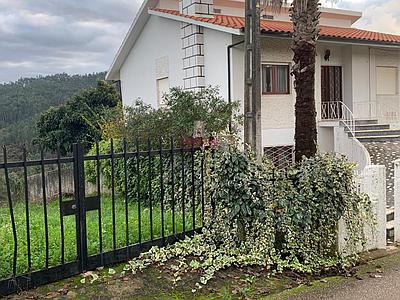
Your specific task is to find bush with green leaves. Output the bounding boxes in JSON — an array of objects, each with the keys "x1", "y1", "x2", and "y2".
[
  {"x1": 125, "y1": 138, "x2": 374, "y2": 291},
  {"x1": 85, "y1": 139, "x2": 203, "y2": 208},
  {"x1": 102, "y1": 86, "x2": 240, "y2": 141},
  {"x1": 86, "y1": 87, "x2": 238, "y2": 206}
]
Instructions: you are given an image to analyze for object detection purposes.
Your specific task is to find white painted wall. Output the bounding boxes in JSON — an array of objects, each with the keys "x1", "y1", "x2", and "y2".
[
  {"x1": 338, "y1": 165, "x2": 387, "y2": 254},
  {"x1": 345, "y1": 47, "x2": 400, "y2": 122},
  {"x1": 351, "y1": 46, "x2": 371, "y2": 119},
  {"x1": 342, "y1": 46, "x2": 353, "y2": 111},
  {"x1": 374, "y1": 49, "x2": 400, "y2": 123},
  {"x1": 120, "y1": 15, "x2": 183, "y2": 107},
  {"x1": 316, "y1": 43, "x2": 345, "y2": 118},
  {"x1": 260, "y1": 38, "x2": 295, "y2": 147},
  {"x1": 318, "y1": 127, "x2": 334, "y2": 153},
  {"x1": 203, "y1": 28, "x2": 232, "y2": 100},
  {"x1": 333, "y1": 125, "x2": 371, "y2": 171}
]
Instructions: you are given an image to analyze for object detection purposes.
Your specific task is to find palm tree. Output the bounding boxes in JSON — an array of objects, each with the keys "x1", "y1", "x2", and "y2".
[{"x1": 264, "y1": 0, "x2": 320, "y2": 162}]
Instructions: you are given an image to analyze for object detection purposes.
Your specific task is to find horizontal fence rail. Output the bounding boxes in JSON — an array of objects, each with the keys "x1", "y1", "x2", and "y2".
[{"x1": 0, "y1": 138, "x2": 205, "y2": 296}]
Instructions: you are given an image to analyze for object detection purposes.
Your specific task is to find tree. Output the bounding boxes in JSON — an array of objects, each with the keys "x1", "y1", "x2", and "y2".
[
  {"x1": 265, "y1": 0, "x2": 320, "y2": 162},
  {"x1": 34, "y1": 80, "x2": 120, "y2": 154},
  {"x1": 0, "y1": 72, "x2": 106, "y2": 146},
  {"x1": 102, "y1": 87, "x2": 240, "y2": 142}
]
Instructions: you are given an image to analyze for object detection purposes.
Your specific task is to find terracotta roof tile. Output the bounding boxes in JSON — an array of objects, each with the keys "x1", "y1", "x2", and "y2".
[{"x1": 152, "y1": 8, "x2": 400, "y2": 44}]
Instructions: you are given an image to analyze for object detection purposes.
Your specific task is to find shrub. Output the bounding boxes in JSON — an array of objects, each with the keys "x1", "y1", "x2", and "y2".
[
  {"x1": 86, "y1": 87, "x2": 238, "y2": 207},
  {"x1": 85, "y1": 139, "x2": 203, "y2": 208},
  {"x1": 126, "y1": 138, "x2": 374, "y2": 290}
]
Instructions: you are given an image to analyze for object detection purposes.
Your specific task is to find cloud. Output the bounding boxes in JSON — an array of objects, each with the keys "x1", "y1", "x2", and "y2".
[
  {"x1": 0, "y1": 0, "x2": 141, "y2": 83},
  {"x1": 0, "y1": 0, "x2": 399, "y2": 83},
  {"x1": 335, "y1": 0, "x2": 400, "y2": 35}
]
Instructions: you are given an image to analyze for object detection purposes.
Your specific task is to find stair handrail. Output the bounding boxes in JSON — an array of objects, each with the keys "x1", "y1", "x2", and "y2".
[{"x1": 340, "y1": 102, "x2": 356, "y2": 138}]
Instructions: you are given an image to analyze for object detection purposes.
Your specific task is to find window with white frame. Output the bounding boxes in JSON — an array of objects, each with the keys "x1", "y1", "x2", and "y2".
[
  {"x1": 262, "y1": 64, "x2": 290, "y2": 94},
  {"x1": 377, "y1": 66, "x2": 398, "y2": 95}
]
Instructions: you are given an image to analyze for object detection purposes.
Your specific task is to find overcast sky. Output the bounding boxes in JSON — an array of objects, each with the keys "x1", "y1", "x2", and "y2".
[{"x1": 0, "y1": 0, "x2": 399, "y2": 83}]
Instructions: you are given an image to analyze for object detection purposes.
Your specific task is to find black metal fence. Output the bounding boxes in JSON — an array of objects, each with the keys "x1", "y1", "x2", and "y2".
[{"x1": 0, "y1": 138, "x2": 205, "y2": 296}]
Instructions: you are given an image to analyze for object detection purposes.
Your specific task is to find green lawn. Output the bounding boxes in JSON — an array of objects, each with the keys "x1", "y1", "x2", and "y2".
[{"x1": 0, "y1": 196, "x2": 201, "y2": 280}]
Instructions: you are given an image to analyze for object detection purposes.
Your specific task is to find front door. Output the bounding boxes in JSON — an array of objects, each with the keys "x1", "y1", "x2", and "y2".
[{"x1": 321, "y1": 66, "x2": 343, "y2": 119}]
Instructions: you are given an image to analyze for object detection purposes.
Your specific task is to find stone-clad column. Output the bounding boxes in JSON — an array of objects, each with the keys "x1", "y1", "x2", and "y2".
[
  {"x1": 179, "y1": 0, "x2": 213, "y2": 91},
  {"x1": 179, "y1": 0, "x2": 213, "y2": 16},
  {"x1": 181, "y1": 23, "x2": 205, "y2": 90}
]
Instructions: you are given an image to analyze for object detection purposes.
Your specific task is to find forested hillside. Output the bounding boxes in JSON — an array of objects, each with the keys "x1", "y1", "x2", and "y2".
[{"x1": 0, "y1": 72, "x2": 106, "y2": 145}]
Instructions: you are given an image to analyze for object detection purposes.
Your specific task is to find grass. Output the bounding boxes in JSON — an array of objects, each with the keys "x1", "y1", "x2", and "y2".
[{"x1": 0, "y1": 195, "x2": 201, "y2": 280}]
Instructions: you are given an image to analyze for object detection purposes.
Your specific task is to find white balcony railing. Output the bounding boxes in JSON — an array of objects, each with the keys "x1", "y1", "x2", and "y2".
[{"x1": 321, "y1": 101, "x2": 355, "y2": 137}]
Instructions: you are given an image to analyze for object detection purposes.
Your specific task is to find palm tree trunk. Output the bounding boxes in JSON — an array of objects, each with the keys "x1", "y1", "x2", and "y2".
[{"x1": 291, "y1": 0, "x2": 320, "y2": 162}]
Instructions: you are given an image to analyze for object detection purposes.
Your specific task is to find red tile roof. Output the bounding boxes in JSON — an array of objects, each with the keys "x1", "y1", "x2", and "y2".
[{"x1": 151, "y1": 8, "x2": 400, "y2": 45}]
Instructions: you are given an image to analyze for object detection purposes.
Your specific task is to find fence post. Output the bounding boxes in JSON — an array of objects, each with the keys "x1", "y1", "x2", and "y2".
[
  {"x1": 361, "y1": 165, "x2": 387, "y2": 250},
  {"x1": 73, "y1": 143, "x2": 88, "y2": 272},
  {"x1": 338, "y1": 165, "x2": 386, "y2": 254},
  {"x1": 394, "y1": 160, "x2": 400, "y2": 243}
]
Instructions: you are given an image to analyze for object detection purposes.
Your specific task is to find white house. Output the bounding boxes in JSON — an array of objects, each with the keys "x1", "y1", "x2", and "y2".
[{"x1": 106, "y1": 0, "x2": 400, "y2": 170}]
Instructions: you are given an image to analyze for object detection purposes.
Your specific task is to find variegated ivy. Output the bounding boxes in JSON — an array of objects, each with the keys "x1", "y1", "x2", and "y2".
[{"x1": 126, "y1": 136, "x2": 374, "y2": 291}]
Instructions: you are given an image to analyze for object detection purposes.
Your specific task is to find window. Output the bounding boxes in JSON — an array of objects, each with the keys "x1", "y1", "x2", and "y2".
[
  {"x1": 262, "y1": 64, "x2": 290, "y2": 94},
  {"x1": 157, "y1": 77, "x2": 169, "y2": 107},
  {"x1": 264, "y1": 145, "x2": 294, "y2": 169},
  {"x1": 377, "y1": 67, "x2": 398, "y2": 95}
]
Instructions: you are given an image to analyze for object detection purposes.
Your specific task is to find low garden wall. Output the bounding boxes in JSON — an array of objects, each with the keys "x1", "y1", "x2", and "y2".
[{"x1": 339, "y1": 165, "x2": 387, "y2": 253}]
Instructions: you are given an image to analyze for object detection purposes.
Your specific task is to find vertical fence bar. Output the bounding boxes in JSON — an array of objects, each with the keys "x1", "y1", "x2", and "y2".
[
  {"x1": 123, "y1": 138, "x2": 129, "y2": 255},
  {"x1": 148, "y1": 138, "x2": 153, "y2": 241},
  {"x1": 56, "y1": 146, "x2": 65, "y2": 265},
  {"x1": 159, "y1": 137, "x2": 165, "y2": 240},
  {"x1": 110, "y1": 139, "x2": 116, "y2": 251},
  {"x1": 73, "y1": 143, "x2": 88, "y2": 272},
  {"x1": 136, "y1": 138, "x2": 142, "y2": 244},
  {"x1": 3, "y1": 146, "x2": 18, "y2": 278},
  {"x1": 170, "y1": 137, "x2": 176, "y2": 235},
  {"x1": 191, "y1": 138, "x2": 195, "y2": 230},
  {"x1": 201, "y1": 152, "x2": 205, "y2": 225},
  {"x1": 96, "y1": 142, "x2": 103, "y2": 263},
  {"x1": 22, "y1": 145, "x2": 32, "y2": 271},
  {"x1": 181, "y1": 141, "x2": 186, "y2": 234},
  {"x1": 211, "y1": 149, "x2": 216, "y2": 217},
  {"x1": 40, "y1": 149, "x2": 49, "y2": 268}
]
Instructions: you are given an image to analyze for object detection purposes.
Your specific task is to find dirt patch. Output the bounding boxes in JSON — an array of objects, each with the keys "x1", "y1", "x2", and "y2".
[{"x1": 5, "y1": 247, "x2": 400, "y2": 300}]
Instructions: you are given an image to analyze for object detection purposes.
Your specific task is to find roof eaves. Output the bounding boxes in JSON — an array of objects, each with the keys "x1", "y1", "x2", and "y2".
[
  {"x1": 260, "y1": 30, "x2": 400, "y2": 48},
  {"x1": 149, "y1": 9, "x2": 243, "y2": 36},
  {"x1": 106, "y1": 0, "x2": 158, "y2": 81},
  {"x1": 319, "y1": 35, "x2": 400, "y2": 48}
]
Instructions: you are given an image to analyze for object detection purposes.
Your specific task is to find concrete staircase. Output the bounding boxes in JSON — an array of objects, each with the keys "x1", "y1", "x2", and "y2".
[
  {"x1": 347, "y1": 119, "x2": 400, "y2": 142},
  {"x1": 348, "y1": 119, "x2": 400, "y2": 242}
]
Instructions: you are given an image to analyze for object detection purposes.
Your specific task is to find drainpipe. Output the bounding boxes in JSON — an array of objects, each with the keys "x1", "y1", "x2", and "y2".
[
  {"x1": 111, "y1": 80, "x2": 123, "y2": 103},
  {"x1": 227, "y1": 40, "x2": 244, "y2": 133}
]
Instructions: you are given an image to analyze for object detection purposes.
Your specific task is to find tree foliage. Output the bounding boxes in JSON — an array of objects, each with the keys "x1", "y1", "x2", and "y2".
[
  {"x1": 34, "y1": 80, "x2": 120, "y2": 154},
  {"x1": 0, "y1": 72, "x2": 106, "y2": 145},
  {"x1": 86, "y1": 87, "x2": 238, "y2": 206},
  {"x1": 103, "y1": 87, "x2": 240, "y2": 141}
]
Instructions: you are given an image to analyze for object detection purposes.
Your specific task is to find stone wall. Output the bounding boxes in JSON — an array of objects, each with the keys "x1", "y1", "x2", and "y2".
[{"x1": 0, "y1": 169, "x2": 101, "y2": 203}]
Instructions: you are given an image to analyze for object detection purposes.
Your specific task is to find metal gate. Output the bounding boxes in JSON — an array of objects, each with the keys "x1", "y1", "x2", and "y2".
[{"x1": 0, "y1": 139, "x2": 204, "y2": 296}]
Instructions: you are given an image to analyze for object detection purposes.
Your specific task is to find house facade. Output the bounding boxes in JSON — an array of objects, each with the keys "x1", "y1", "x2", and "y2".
[{"x1": 107, "y1": 0, "x2": 400, "y2": 169}]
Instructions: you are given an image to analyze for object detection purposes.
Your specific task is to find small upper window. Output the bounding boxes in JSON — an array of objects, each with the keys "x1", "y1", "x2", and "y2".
[
  {"x1": 157, "y1": 77, "x2": 169, "y2": 107},
  {"x1": 377, "y1": 67, "x2": 398, "y2": 95},
  {"x1": 262, "y1": 64, "x2": 290, "y2": 94}
]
